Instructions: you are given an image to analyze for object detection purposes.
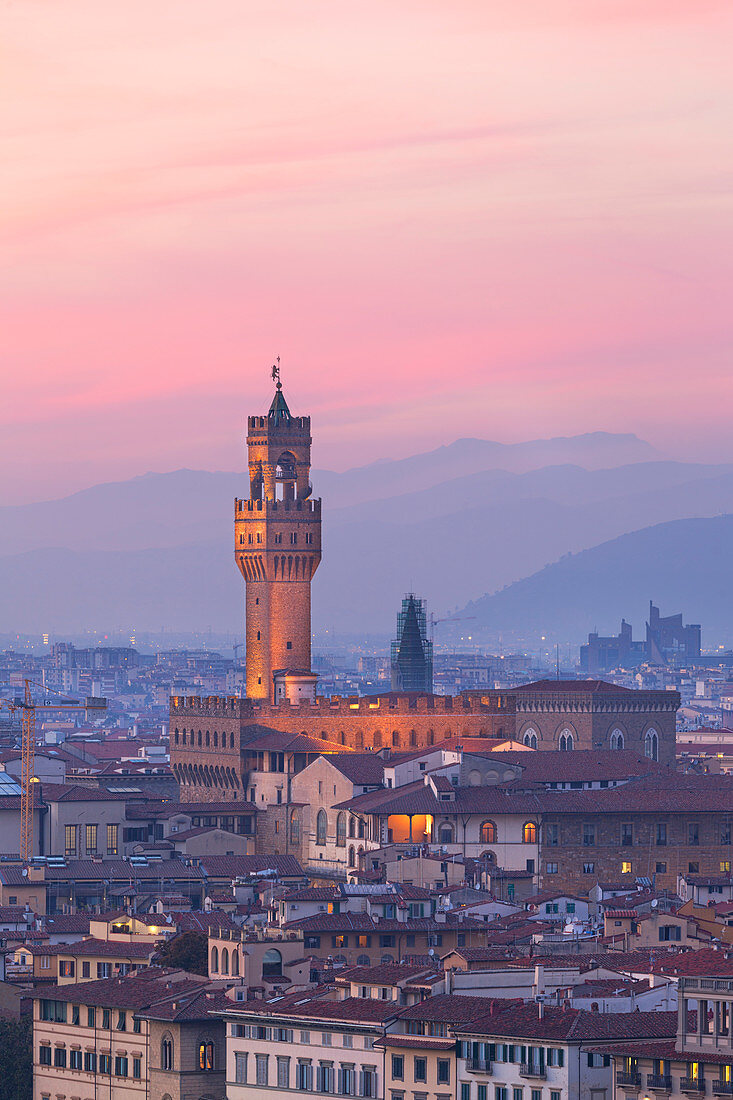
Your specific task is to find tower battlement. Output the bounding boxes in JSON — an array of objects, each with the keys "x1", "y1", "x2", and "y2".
[{"x1": 247, "y1": 414, "x2": 311, "y2": 434}]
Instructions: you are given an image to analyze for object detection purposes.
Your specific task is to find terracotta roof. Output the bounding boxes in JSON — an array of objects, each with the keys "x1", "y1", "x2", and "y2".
[
  {"x1": 222, "y1": 995, "x2": 403, "y2": 1024},
  {"x1": 60, "y1": 937, "x2": 158, "y2": 959},
  {"x1": 199, "y1": 855, "x2": 305, "y2": 878},
  {"x1": 32, "y1": 972, "x2": 207, "y2": 1009},
  {"x1": 326, "y1": 755, "x2": 386, "y2": 785},
  {"x1": 336, "y1": 963, "x2": 440, "y2": 985},
  {"x1": 593, "y1": 1039, "x2": 733, "y2": 1066},
  {"x1": 377, "y1": 1036, "x2": 456, "y2": 1050},
  {"x1": 513, "y1": 679, "x2": 634, "y2": 694},
  {"x1": 398, "y1": 995, "x2": 516, "y2": 1024},
  {"x1": 460, "y1": 1003, "x2": 680, "y2": 1042}
]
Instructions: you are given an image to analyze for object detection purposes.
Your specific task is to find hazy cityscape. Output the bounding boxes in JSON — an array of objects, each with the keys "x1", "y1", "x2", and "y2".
[{"x1": 4, "y1": 4, "x2": 733, "y2": 1100}]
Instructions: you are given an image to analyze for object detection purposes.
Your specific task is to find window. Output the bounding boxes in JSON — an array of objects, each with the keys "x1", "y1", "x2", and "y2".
[
  {"x1": 415, "y1": 1057, "x2": 427, "y2": 1082},
  {"x1": 659, "y1": 924, "x2": 682, "y2": 942},
  {"x1": 100, "y1": 1053, "x2": 111, "y2": 1074},
  {"x1": 723, "y1": 862, "x2": 732, "y2": 874},
  {"x1": 162, "y1": 1035, "x2": 173, "y2": 1071},
  {"x1": 54, "y1": 1047, "x2": 67, "y2": 1068},
  {"x1": 295, "y1": 1059, "x2": 312, "y2": 1090},
  {"x1": 291, "y1": 809, "x2": 301, "y2": 844},
  {"x1": 545, "y1": 862, "x2": 558, "y2": 875},
  {"x1": 496, "y1": 1089, "x2": 508, "y2": 1100},
  {"x1": 64, "y1": 825, "x2": 77, "y2": 856},
  {"x1": 478, "y1": 1088, "x2": 487, "y2": 1100},
  {"x1": 621, "y1": 822, "x2": 633, "y2": 846},
  {"x1": 439, "y1": 824, "x2": 453, "y2": 844},
  {"x1": 361, "y1": 1068, "x2": 377, "y2": 1097},
  {"x1": 392, "y1": 1055, "x2": 405, "y2": 1081},
  {"x1": 340, "y1": 1064, "x2": 355, "y2": 1095},
  {"x1": 523, "y1": 822, "x2": 537, "y2": 844},
  {"x1": 531, "y1": 1092, "x2": 542, "y2": 1100},
  {"x1": 480, "y1": 821, "x2": 496, "y2": 844},
  {"x1": 107, "y1": 823, "x2": 118, "y2": 855},
  {"x1": 656, "y1": 823, "x2": 667, "y2": 846},
  {"x1": 278, "y1": 1057, "x2": 291, "y2": 1088},
  {"x1": 235, "y1": 1052, "x2": 248, "y2": 1084},
  {"x1": 645, "y1": 730, "x2": 658, "y2": 761},
  {"x1": 689, "y1": 823, "x2": 700, "y2": 846},
  {"x1": 583, "y1": 824, "x2": 596, "y2": 847},
  {"x1": 85, "y1": 823, "x2": 97, "y2": 854},
  {"x1": 257, "y1": 1054, "x2": 270, "y2": 1086},
  {"x1": 133, "y1": 1057, "x2": 142, "y2": 1078},
  {"x1": 722, "y1": 823, "x2": 732, "y2": 846},
  {"x1": 115, "y1": 1055, "x2": 129, "y2": 1077},
  {"x1": 59, "y1": 960, "x2": 75, "y2": 978},
  {"x1": 689, "y1": 862, "x2": 699, "y2": 873},
  {"x1": 545, "y1": 823, "x2": 559, "y2": 846},
  {"x1": 199, "y1": 1041, "x2": 214, "y2": 1071},
  {"x1": 656, "y1": 861, "x2": 667, "y2": 873},
  {"x1": 336, "y1": 813, "x2": 347, "y2": 847},
  {"x1": 39, "y1": 1045, "x2": 51, "y2": 1066},
  {"x1": 621, "y1": 861, "x2": 632, "y2": 874},
  {"x1": 342, "y1": 1035, "x2": 353, "y2": 1049},
  {"x1": 317, "y1": 810, "x2": 328, "y2": 846},
  {"x1": 438, "y1": 1060, "x2": 450, "y2": 1084},
  {"x1": 117, "y1": 1009, "x2": 127, "y2": 1031},
  {"x1": 513, "y1": 1090, "x2": 523, "y2": 1100},
  {"x1": 39, "y1": 999, "x2": 66, "y2": 1023},
  {"x1": 558, "y1": 731, "x2": 573, "y2": 751},
  {"x1": 462, "y1": 1087, "x2": 472, "y2": 1100},
  {"x1": 318, "y1": 1061, "x2": 334, "y2": 1092},
  {"x1": 523, "y1": 730, "x2": 538, "y2": 749},
  {"x1": 84, "y1": 1051, "x2": 97, "y2": 1072},
  {"x1": 610, "y1": 729, "x2": 624, "y2": 750},
  {"x1": 583, "y1": 862, "x2": 595, "y2": 874}
]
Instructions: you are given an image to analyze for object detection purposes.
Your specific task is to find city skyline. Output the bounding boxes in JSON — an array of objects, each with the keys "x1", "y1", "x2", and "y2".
[{"x1": 2, "y1": 1, "x2": 733, "y2": 504}]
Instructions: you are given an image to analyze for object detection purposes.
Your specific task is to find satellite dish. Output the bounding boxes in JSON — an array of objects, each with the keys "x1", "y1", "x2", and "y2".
[
  {"x1": 428, "y1": 948, "x2": 435, "y2": 956},
  {"x1": 651, "y1": 899, "x2": 658, "y2": 908}
]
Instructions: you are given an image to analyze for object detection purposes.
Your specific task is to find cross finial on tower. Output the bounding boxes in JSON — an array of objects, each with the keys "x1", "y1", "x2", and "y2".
[{"x1": 271, "y1": 356, "x2": 281, "y2": 389}]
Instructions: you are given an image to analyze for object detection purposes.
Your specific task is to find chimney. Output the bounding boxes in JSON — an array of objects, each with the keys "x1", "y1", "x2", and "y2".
[{"x1": 538, "y1": 999, "x2": 544, "y2": 1021}]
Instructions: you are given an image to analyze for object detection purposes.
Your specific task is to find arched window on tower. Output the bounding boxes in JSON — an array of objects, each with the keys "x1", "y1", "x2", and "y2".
[
  {"x1": 645, "y1": 730, "x2": 658, "y2": 761},
  {"x1": 523, "y1": 729, "x2": 538, "y2": 749},
  {"x1": 610, "y1": 728, "x2": 625, "y2": 750},
  {"x1": 559, "y1": 730, "x2": 574, "y2": 752}
]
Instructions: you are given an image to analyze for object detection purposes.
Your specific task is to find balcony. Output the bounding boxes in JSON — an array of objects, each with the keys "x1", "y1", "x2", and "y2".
[
  {"x1": 711, "y1": 1084, "x2": 733, "y2": 1096},
  {"x1": 520, "y1": 1064, "x2": 547, "y2": 1079},
  {"x1": 616, "y1": 1072, "x2": 642, "y2": 1089},
  {"x1": 681, "y1": 1079, "x2": 706, "y2": 1094},
  {"x1": 466, "y1": 1059, "x2": 492, "y2": 1074},
  {"x1": 647, "y1": 1075, "x2": 673, "y2": 1092}
]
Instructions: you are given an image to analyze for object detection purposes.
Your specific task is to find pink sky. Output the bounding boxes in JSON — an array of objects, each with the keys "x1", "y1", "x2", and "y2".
[{"x1": 2, "y1": 0, "x2": 732, "y2": 504}]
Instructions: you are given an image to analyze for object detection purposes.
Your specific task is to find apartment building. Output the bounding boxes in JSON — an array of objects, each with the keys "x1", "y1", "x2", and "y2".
[
  {"x1": 33, "y1": 971, "x2": 229, "y2": 1100},
  {"x1": 604, "y1": 970, "x2": 733, "y2": 1100},
  {"x1": 221, "y1": 990, "x2": 403, "y2": 1100}
]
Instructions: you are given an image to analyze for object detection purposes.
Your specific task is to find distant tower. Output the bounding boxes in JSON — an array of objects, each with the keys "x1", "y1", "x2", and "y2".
[
  {"x1": 235, "y1": 367, "x2": 322, "y2": 701},
  {"x1": 391, "y1": 594, "x2": 433, "y2": 692}
]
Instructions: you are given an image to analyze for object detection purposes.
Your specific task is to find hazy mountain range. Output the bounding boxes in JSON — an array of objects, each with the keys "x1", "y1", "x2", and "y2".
[{"x1": 1, "y1": 431, "x2": 731, "y2": 641}]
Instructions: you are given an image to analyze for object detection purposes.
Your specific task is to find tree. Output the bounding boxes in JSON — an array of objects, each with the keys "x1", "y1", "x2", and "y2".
[
  {"x1": 0, "y1": 1015, "x2": 32, "y2": 1100},
  {"x1": 154, "y1": 931, "x2": 208, "y2": 975}
]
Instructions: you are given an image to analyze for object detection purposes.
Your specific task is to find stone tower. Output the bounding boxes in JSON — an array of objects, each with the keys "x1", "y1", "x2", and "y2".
[{"x1": 235, "y1": 375, "x2": 322, "y2": 701}]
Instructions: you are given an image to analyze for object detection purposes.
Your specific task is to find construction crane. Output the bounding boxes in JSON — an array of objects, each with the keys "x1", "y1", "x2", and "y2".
[
  {"x1": 429, "y1": 613, "x2": 476, "y2": 647},
  {"x1": 0, "y1": 680, "x2": 106, "y2": 860}
]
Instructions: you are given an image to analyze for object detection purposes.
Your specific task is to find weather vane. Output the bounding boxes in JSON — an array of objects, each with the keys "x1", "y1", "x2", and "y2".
[{"x1": 271, "y1": 356, "x2": 281, "y2": 387}]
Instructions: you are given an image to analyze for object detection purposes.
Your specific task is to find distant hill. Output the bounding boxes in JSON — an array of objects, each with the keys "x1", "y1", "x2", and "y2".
[
  {"x1": 453, "y1": 514, "x2": 733, "y2": 645},
  {"x1": 3, "y1": 432, "x2": 733, "y2": 636}
]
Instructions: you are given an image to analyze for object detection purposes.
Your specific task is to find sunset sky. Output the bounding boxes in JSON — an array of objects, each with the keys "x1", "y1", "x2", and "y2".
[{"x1": 2, "y1": 0, "x2": 732, "y2": 504}]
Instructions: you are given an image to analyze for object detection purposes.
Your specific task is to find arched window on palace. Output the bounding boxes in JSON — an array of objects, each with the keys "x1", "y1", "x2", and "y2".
[
  {"x1": 210, "y1": 946, "x2": 218, "y2": 973},
  {"x1": 290, "y1": 808, "x2": 300, "y2": 845},
  {"x1": 610, "y1": 728, "x2": 625, "y2": 750},
  {"x1": 523, "y1": 730, "x2": 538, "y2": 749},
  {"x1": 559, "y1": 730, "x2": 574, "y2": 752},
  {"x1": 480, "y1": 821, "x2": 496, "y2": 844},
  {"x1": 316, "y1": 810, "x2": 327, "y2": 846},
  {"x1": 523, "y1": 821, "x2": 537, "y2": 844},
  {"x1": 336, "y1": 813, "x2": 346, "y2": 847},
  {"x1": 439, "y1": 823, "x2": 454, "y2": 845}
]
